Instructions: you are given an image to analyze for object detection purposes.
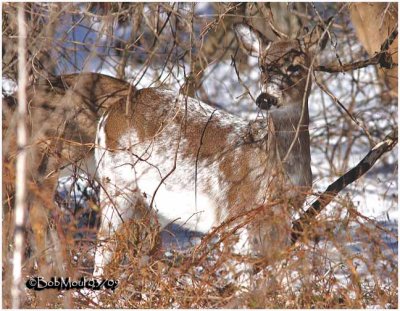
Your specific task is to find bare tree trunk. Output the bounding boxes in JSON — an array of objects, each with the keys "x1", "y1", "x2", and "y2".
[{"x1": 11, "y1": 3, "x2": 28, "y2": 308}]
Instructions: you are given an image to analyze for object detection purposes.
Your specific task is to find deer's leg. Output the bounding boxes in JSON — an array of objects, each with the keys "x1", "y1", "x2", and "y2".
[
  {"x1": 28, "y1": 140, "x2": 72, "y2": 276},
  {"x1": 30, "y1": 172, "x2": 71, "y2": 268},
  {"x1": 29, "y1": 200, "x2": 49, "y2": 272},
  {"x1": 232, "y1": 227, "x2": 254, "y2": 290},
  {"x1": 93, "y1": 184, "x2": 144, "y2": 277},
  {"x1": 251, "y1": 205, "x2": 291, "y2": 263},
  {"x1": 27, "y1": 170, "x2": 66, "y2": 307}
]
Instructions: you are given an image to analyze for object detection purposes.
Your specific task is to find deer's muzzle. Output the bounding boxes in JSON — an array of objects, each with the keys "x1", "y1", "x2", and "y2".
[{"x1": 256, "y1": 93, "x2": 279, "y2": 110}]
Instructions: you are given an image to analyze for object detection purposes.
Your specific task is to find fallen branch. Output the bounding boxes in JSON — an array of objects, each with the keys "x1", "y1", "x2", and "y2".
[{"x1": 291, "y1": 127, "x2": 398, "y2": 244}]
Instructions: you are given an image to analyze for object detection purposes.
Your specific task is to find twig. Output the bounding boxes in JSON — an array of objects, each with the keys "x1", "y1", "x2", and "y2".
[
  {"x1": 12, "y1": 3, "x2": 28, "y2": 308},
  {"x1": 291, "y1": 127, "x2": 398, "y2": 244},
  {"x1": 231, "y1": 55, "x2": 256, "y2": 103},
  {"x1": 314, "y1": 77, "x2": 374, "y2": 144}
]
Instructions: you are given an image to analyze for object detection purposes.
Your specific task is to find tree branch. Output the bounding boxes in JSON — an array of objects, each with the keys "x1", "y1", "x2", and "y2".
[
  {"x1": 315, "y1": 27, "x2": 398, "y2": 73},
  {"x1": 291, "y1": 127, "x2": 398, "y2": 244},
  {"x1": 314, "y1": 52, "x2": 381, "y2": 73}
]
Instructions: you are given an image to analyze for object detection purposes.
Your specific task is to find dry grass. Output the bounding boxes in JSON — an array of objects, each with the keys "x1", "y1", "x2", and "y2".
[
  {"x1": 85, "y1": 202, "x2": 396, "y2": 308},
  {"x1": 1, "y1": 166, "x2": 397, "y2": 308}
]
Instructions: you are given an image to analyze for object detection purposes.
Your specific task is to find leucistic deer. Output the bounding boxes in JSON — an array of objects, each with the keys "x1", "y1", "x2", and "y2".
[{"x1": 94, "y1": 23, "x2": 321, "y2": 278}]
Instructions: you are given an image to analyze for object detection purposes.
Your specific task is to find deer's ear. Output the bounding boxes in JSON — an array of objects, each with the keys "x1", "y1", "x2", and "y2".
[
  {"x1": 234, "y1": 23, "x2": 270, "y2": 57},
  {"x1": 301, "y1": 22, "x2": 329, "y2": 53}
]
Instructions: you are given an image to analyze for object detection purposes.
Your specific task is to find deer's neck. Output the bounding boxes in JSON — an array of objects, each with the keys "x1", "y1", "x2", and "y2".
[
  {"x1": 268, "y1": 98, "x2": 311, "y2": 189},
  {"x1": 270, "y1": 98, "x2": 309, "y2": 129}
]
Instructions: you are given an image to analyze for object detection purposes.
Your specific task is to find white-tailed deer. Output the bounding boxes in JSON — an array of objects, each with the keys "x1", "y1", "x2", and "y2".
[{"x1": 94, "y1": 23, "x2": 319, "y2": 279}]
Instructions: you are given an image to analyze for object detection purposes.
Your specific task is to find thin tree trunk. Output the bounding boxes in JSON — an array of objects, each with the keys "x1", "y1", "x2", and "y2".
[{"x1": 11, "y1": 3, "x2": 28, "y2": 308}]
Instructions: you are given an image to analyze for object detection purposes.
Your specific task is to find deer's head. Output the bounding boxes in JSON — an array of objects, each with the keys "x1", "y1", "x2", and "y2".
[{"x1": 234, "y1": 23, "x2": 325, "y2": 111}]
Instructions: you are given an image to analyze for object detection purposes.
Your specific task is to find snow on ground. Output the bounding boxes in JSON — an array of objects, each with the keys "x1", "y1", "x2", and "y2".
[{"x1": 2, "y1": 77, "x2": 18, "y2": 96}]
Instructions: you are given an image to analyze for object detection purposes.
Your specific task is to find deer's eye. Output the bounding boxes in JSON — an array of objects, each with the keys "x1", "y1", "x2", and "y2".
[{"x1": 287, "y1": 64, "x2": 301, "y2": 73}]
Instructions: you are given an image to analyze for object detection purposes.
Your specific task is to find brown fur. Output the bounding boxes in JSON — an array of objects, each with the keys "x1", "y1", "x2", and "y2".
[{"x1": 3, "y1": 73, "x2": 132, "y2": 279}]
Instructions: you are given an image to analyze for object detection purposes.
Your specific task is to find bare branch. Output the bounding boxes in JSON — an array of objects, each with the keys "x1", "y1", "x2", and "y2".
[
  {"x1": 315, "y1": 51, "x2": 384, "y2": 73},
  {"x1": 314, "y1": 51, "x2": 397, "y2": 73},
  {"x1": 291, "y1": 127, "x2": 398, "y2": 244},
  {"x1": 315, "y1": 27, "x2": 398, "y2": 73}
]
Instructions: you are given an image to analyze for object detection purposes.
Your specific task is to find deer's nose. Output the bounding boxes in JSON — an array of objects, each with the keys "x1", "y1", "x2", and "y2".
[{"x1": 256, "y1": 93, "x2": 278, "y2": 110}]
